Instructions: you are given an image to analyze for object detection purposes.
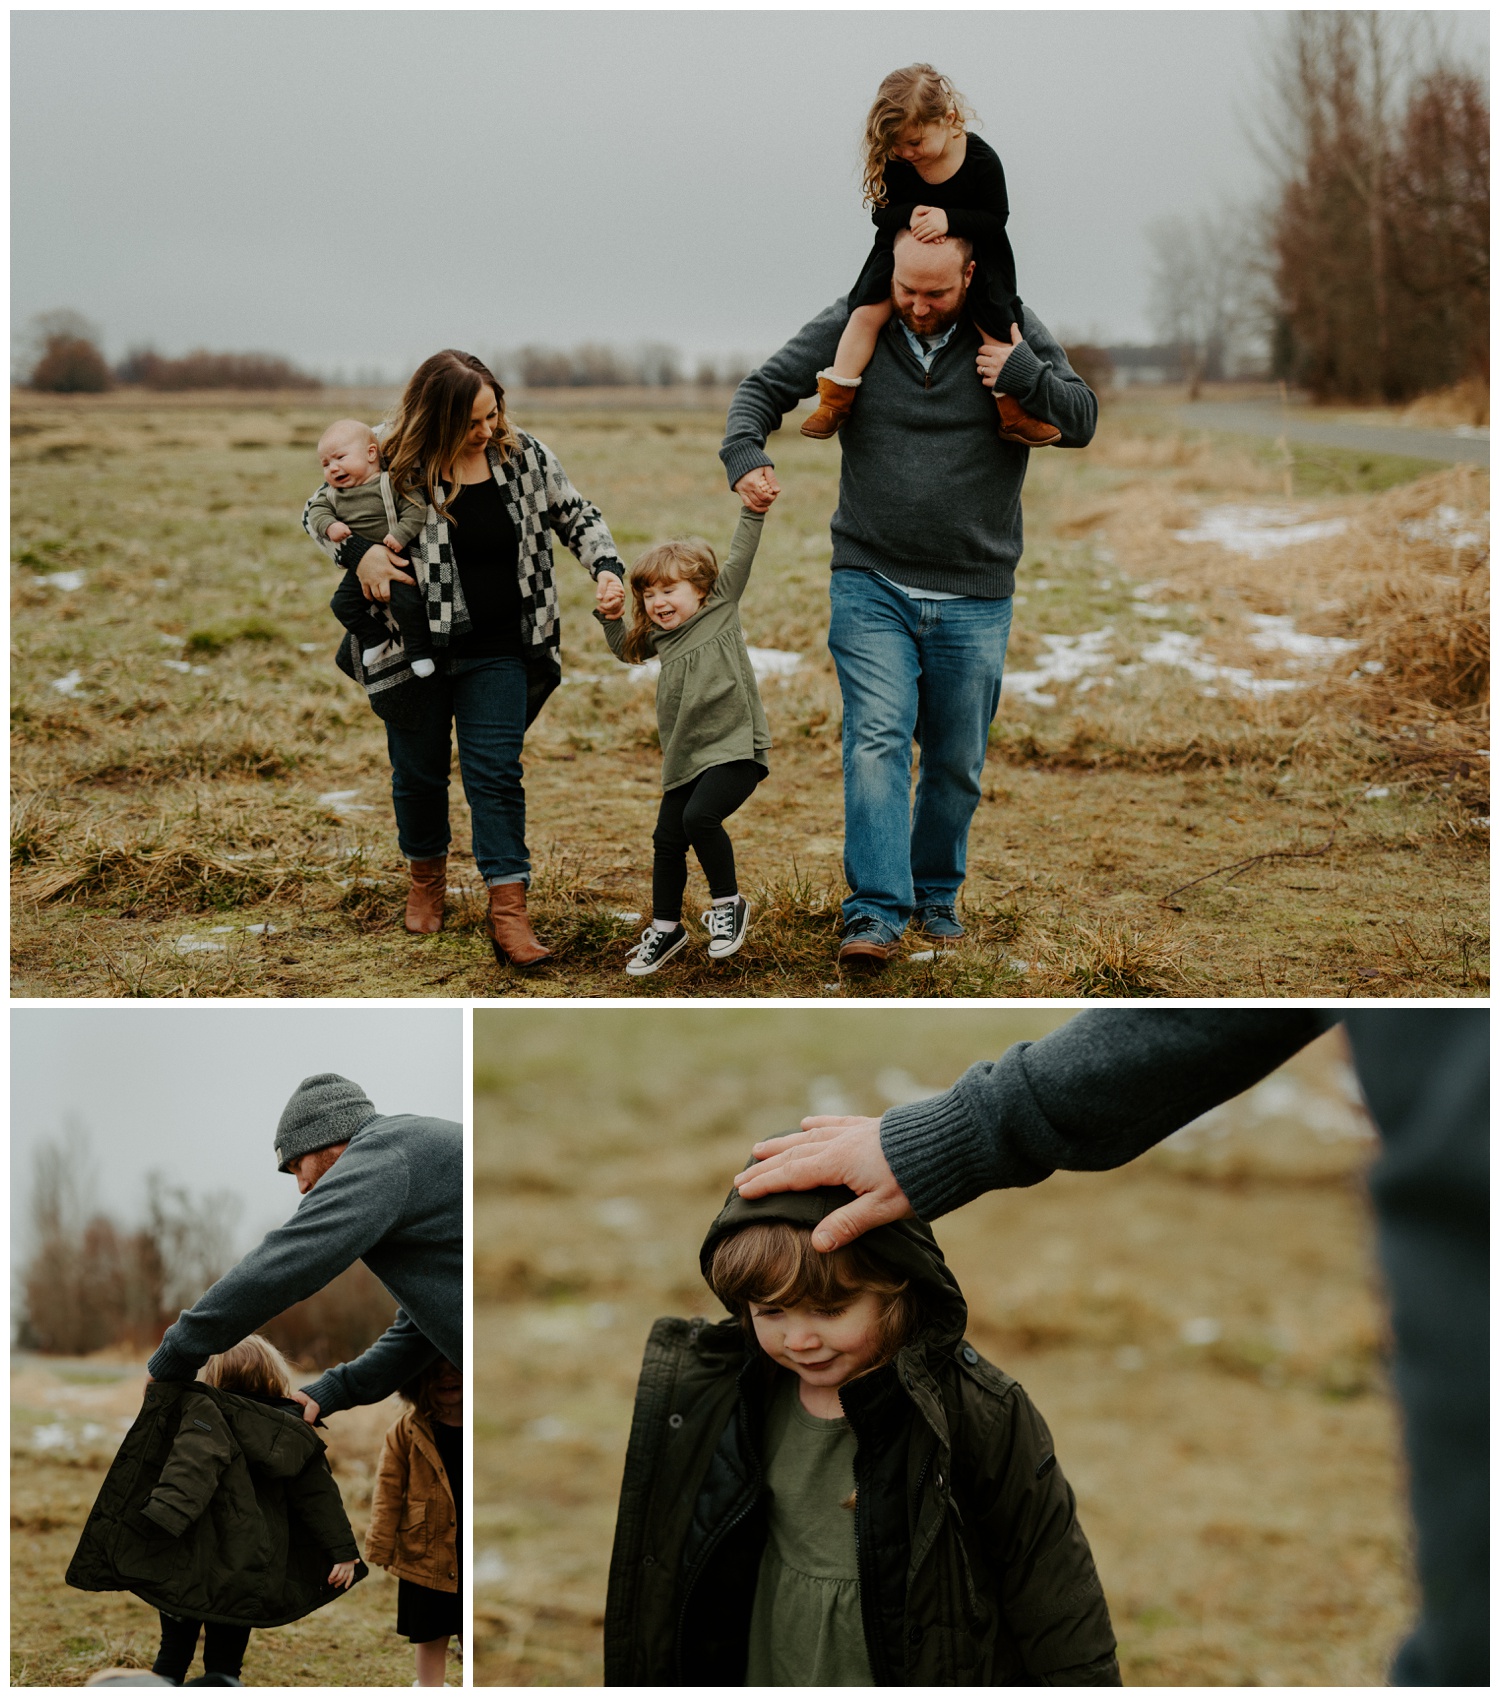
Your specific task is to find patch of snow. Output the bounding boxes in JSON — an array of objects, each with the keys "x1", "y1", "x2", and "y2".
[
  {"x1": 1401, "y1": 504, "x2": 1487, "y2": 550},
  {"x1": 50, "y1": 670, "x2": 84, "y2": 696},
  {"x1": 318, "y1": 789, "x2": 373, "y2": 815},
  {"x1": 1003, "y1": 627, "x2": 1116, "y2": 706},
  {"x1": 33, "y1": 1423, "x2": 73, "y2": 1450},
  {"x1": 748, "y1": 647, "x2": 802, "y2": 679},
  {"x1": 525, "y1": 1416, "x2": 571, "y2": 1442},
  {"x1": 475, "y1": 1549, "x2": 509, "y2": 1585},
  {"x1": 1140, "y1": 630, "x2": 1302, "y2": 698},
  {"x1": 1363, "y1": 786, "x2": 1391, "y2": 800},
  {"x1": 1180, "y1": 1317, "x2": 1222, "y2": 1347},
  {"x1": 1450, "y1": 424, "x2": 1488, "y2": 439},
  {"x1": 164, "y1": 659, "x2": 210, "y2": 675},
  {"x1": 876, "y1": 1067, "x2": 940, "y2": 1104},
  {"x1": 594, "y1": 1197, "x2": 647, "y2": 1233},
  {"x1": 158, "y1": 633, "x2": 186, "y2": 647},
  {"x1": 907, "y1": 949, "x2": 936, "y2": 963},
  {"x1": 1247, "y1": 614, "x2": 1358, "y2": 660},
  {"x1": 298, "y1": 642, "x2": 321, "y2": 654},
  {"x1": 1174, "y1": 504, "x2": 1350, "y2": 558},
  {"x1": 174, "y1": 935, "x2": 227, "y2": 954},
  {"x1": 42, "y1": 570, "x2": 87, "y2": 591},
  {"x1": 244, "y1": 923, "x2": 277, "y2": 935}
]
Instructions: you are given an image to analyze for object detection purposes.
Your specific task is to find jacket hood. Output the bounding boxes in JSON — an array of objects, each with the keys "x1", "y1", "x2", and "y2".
[{"x1": 699, "y1": 1157, "x2": 968, "y2": 1346}]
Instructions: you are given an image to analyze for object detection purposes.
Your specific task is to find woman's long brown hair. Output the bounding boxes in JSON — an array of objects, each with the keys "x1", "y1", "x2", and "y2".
[
  {"x1": 380, "y1": 349, "x2": 518, "y2": 521},
  {"x1": 860, "y1": 64, "x2": 976, "y2": 209}
]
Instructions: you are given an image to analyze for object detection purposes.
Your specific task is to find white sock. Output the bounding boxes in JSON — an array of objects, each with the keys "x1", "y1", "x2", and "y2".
[
  {"x1": 817, "y1": 369, "x2": 862, "y2": 388},
  {"x1": 652, "y1": 919, "x2": 680, "y2": 934},
  {"x1": 410, "y1": 657, "x2": 435, "y2": 678},
  {"x1": 362, "y1": 644, "x2": 390, "y2": 666},
  {"x1": 713, "y1": 894, "x2": 739, "y2": 907}
]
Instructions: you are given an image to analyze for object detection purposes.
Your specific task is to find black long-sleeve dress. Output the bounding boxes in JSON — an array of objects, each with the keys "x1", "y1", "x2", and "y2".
[{"x1": 847, "y1": 132, "x2": 1022, "y2": 337}]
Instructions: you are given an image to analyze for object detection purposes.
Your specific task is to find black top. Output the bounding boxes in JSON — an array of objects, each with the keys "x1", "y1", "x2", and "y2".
[
  {"x1": 447, "y1": 476, "x2": 523, "y2": 659},
  {"x1": 432, "y1": 1419, "x2": 462, "y2": 1534},
  {"x1": 849, "y1": 131, "x2": 1021, "y2": 330}
]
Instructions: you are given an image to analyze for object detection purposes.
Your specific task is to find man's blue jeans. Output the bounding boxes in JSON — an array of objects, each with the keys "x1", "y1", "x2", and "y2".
[
  {"x1": 383, "y1": 656, "x2": 530, "y2": 885},
  {"x1": 827, "y1": 570, "x2": 1013, "y2": 935}
]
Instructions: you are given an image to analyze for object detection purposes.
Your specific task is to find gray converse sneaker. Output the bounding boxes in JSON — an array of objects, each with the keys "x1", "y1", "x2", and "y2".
[
  {"x1": 702, "y1": 896, "x2": 751, "y2": 959},
  {"x1": 913, "y1": 904, "x2": 965, "y2": 939},
  {"x1": 625, "y1": 925, "x2": 690, "y2": 977}
]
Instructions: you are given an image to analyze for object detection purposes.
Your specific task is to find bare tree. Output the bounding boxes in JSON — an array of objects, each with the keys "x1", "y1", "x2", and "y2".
[{"x1": 1147, "y1": 207, "x2": 1263, "y2": 398}]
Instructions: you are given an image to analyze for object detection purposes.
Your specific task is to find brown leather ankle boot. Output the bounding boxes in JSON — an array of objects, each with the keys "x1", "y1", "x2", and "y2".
[
  {"x1": 487, "y1": 880, "x2": 552, "y2": 968},
  {"x1": 996, "y1": 393, "x2": 1062, "y2": 446},
  {"x1": 404, "y1": 857, "x2": 447, "y2": 934},
  {"x1": 800, "y1": 373, "x2": 861, "y2": 439}
]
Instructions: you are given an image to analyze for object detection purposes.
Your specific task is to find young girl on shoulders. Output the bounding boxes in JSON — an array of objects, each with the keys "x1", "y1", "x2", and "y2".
[
  {"x1": 366, "y1": 1358, "x2": 463, "y2": 1687},
  {"x1": 604, "y1": 1182, "x2": 1121, "y2": 1685},
  {"x1": 595, "y1": 495, "x2": 774, "y2": 976},
  {"x1": 803, "y1": 62, "x2": 1060, "y2": 448}
]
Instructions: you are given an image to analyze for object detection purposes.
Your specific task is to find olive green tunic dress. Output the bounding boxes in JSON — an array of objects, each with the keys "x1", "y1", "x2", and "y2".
[
  {"x1": 744, "y1": 1374, "x2": 873, "y2": 1686},
  {"x1": 596, "y1": 508, "x2": 771, "y2": 791}
]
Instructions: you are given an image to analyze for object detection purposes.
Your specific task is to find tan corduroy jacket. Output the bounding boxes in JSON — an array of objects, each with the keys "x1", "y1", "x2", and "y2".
[{"x1": 365, "y1": 1409, "x2": 457, "y2": 1593}]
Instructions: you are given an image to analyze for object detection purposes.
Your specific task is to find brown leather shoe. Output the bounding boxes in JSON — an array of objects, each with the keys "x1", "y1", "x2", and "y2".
[
  {"x1": 837, "y1": 923, "x2": 899, "y2": 973},
  {"x1": 801, "y1": 373, "x2": 861, "y2": 439},
  {"x1": 487, "y1": 880, "x2": 552, "y2": 969},
  {"x1": 405, "y1": 857, "x2": 447, "y2": 934},
  {"x1": 996, "y1": 392, "x2": 1062, "y2": 446}
]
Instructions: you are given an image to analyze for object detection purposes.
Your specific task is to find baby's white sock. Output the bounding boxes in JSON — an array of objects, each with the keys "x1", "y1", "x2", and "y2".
[
  {"x1": 410, "y1": 658, "x2": 436, "y2": 678},
  {"x1": 362, "y1": 643, "x2": 391, "y2": 666},
  {"x1": 652, "y1": 919, "x2": 681, "y2": 934}
]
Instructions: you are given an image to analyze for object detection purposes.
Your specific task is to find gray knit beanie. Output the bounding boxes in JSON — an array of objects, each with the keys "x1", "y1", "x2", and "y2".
[{"x1": 276, "y1": 1073, "x2": 379, "y2": 1171}]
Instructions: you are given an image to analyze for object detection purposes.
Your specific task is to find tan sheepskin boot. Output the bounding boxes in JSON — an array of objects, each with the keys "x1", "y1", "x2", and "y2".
[
  {"x1": 801, "y1": 371, "x2": 862, "y2": 439},
  {"x1": 404, "y1": 857, "x2": 448, "y2": 934},
  {"x1": 996, "y1": 392, "x2": 1062, "y2": 446},
  {"x1": 487, "y1": 881, "x2": 552, "y2": 969}
]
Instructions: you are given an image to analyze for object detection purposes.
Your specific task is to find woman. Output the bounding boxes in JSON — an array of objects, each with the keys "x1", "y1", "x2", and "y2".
[{"x1": 308, "y1": 350, "x2": 625, "y2": 968}]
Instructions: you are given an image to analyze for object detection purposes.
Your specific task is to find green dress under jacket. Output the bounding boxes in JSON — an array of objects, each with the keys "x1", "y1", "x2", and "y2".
[{"x1": 596, "y1": 507, "x2": 771, "y2": 790}]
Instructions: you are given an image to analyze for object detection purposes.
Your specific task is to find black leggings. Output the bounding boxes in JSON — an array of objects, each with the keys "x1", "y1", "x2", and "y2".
[
  {"x1": 153, "y1": 1613, "x2": 251, "y2": 1685},
  {"x1": 330, "y1": 571, "x2": 433, "y2": 662},
  {"x1": 652, "y1": 760, "x2": 764, "y2": 922}
]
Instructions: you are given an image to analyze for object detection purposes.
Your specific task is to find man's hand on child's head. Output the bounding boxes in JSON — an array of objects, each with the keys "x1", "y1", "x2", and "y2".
[
  {"x1": 289, "y1": 1389, "x2": 321, "y2": 1425},
  {"x1": 734, "y1": 1117, "x2": 915, "y2": 1252},
  {"x1": 326, "y1": 520, "x2": 352, "y2": 543},
  {"x1": 327, "y1": 1560, "x2": 357, "y2": 1590}
]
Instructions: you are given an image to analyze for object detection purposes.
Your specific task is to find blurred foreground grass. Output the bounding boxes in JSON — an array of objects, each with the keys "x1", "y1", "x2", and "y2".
[{"x1": 473, "y1": 1008, "x2": 1413, "y2": 1685}]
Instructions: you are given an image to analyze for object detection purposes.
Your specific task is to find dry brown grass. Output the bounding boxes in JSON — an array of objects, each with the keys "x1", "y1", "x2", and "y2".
[
  {"x1": 473, "y1": 1012, "x2": 1416, "y2": 1687},
  {"x1": 10, "y1": 389, "x2": 1487, "y2": 996}
]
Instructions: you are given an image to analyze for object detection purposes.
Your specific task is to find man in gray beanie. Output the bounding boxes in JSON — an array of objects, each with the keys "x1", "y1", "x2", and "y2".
[{"x1": 146, "y1": 1073, "x2": 460, "y2": 1421}]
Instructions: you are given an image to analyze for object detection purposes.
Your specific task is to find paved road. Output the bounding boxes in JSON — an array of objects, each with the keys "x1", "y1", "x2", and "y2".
[{"x1": 1175, "y1": 400, "x2": 1489, "y2": 467}]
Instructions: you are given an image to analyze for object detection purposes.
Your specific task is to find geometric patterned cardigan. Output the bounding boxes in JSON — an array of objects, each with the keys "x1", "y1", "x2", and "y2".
[{"x1": 302, "y1": 430, "x2": 625, "y2": 726}]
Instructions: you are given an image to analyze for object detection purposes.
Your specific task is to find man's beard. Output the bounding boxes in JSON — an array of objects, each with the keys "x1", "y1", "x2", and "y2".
[{"x1": 893, "y1": 283, "x2": 968, "y2": 339}]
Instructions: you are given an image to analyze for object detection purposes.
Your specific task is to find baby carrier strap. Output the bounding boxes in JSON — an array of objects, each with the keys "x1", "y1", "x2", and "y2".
[{"x1": 378, "y1": 470, "x2": 400, "y2": 537}]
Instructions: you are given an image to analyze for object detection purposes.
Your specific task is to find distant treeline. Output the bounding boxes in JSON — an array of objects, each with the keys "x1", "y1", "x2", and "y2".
[
  {"x1": 19, "y1": 313, "x2": 323, "y2": 393},
  {"x1": 502, "y1": 343, "x2": 752, "y2": 390}
]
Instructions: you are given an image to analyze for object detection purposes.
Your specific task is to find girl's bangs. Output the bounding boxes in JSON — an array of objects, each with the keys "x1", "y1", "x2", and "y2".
[{"x1": 711, "y1": 1222, "x2": 866, "y2": 1310}]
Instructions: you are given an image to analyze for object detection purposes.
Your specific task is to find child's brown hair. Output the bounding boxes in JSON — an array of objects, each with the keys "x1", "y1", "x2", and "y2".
[
  {"x1": 860, "y1": 63, "x2": 977, "y2": 209},
  {"x1": 707, "y1": 1222, "x2": 918, "y2": 1374},
  {"x1": 398, "y1": 1356, "x2": 460, "y2": 1423},
  {"x1": 621, "y1": 538, "x2": 719, "y2": 663},
  {"x1": 201, "y1": 1334, "x2": 293, "y2": 1399}
]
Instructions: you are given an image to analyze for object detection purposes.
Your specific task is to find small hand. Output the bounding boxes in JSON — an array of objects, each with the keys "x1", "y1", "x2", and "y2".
[
  {"x1": 909, "y1": 205, "x2": 949, "y2": 242},
  {"x1": 382, "y1": 532, "x2": 402, "y2": 552},
  {"x1": 734, "y1": 467, "x2": 780, "y2": 512},
  {"x1": 325, "y1": 520, "x2": 352, "y2": 543},
  {"x1": 733, "y1": 1116, "x2": 915, "y2": 1251},
  {"x1": 328, "y1": 1560, "x2": 357, "y2": 1590},
  {"x1": 976, "y1": 323, "x2": 1025, "y2": 389},
  {"x1": 289, "y1": 1389, "x2": 321, "y2": 1425},
  {"x1": 595, "y1": 572, "x2": 625, "y2": 618}
]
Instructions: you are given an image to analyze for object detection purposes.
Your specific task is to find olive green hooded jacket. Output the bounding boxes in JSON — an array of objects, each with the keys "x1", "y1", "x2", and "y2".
[
  {"x1": 604, "y1": 1181, "x2": 1120, "y2": 1685},
  {"x1": 66, "y1": 1381, "x2": 366, "y2": 1627}
]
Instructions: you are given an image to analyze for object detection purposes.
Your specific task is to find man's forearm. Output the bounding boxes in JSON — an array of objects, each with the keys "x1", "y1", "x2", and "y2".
[
  {"x1": 720, "y1": 300, "x2": 846, "y2": 489},
  {"x1": 300, "y1": 1311, "x2": 439, "y2": 1415},
  {"x1": 880, "y1": 1010, "x2": 1333, "y2": 1219}
]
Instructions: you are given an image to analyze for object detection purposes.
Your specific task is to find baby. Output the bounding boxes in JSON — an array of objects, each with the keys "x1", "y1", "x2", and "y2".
[{"x1": 306, "y1": 419, "x2": 435, "y2": 678}]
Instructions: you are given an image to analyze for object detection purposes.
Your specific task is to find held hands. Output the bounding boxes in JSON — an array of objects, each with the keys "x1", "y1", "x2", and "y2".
[
  {"x1": 909, "y1": 205, "x2": 950, "y2": 242},
  {"x1": 733, "y1": 467, "x2": 781, "y2": 513},
  {"x1": 732, "y1": 1116, "x2": 916, "y2": 1252},
  {"x1": 325, "y1": 520, "x2": 352, "y2": 543},
  {"x1": 595, "y1": 571, "x2": 626, "y2": 619},
  {"x1": 327, "y1": 1560, "x2": 357, "y2": 1591},
  {"x1": 289, "y1": 1389, "x2": 321, "y2": 1425},
  {"x1": 976, "y1": 323, "x2": 1025, "y2": 389}
]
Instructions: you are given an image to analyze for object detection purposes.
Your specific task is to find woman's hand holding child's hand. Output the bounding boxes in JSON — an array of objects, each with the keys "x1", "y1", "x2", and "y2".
[
  {"x1": 734, "y1": 467, "x2": 780, "y2": 512},
  {"x1": 909, "y1": 205, "x2": 949, "y2": 242},
  {"x1": 595, "y1": 572, "x2": 626, "y2": 618},
  {"x1": 326, "y1": 520, "x2": 352, "y2": 543},
  {"x1": 976, "y1": 323, "x2": 1025, "y2": 389},
  {"x1": 327, "y1": 1560, "x2": 357, "y2": 1591}
]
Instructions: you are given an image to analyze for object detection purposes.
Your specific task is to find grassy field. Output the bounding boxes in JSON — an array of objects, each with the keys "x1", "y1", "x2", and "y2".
[
  {"x1": 472, "y1": 1008, "x2": 1415, "y2": 1686},
  {"x1": 10, "y1": 1354, "x2": 460, "y2": 1685},
  {"x1": 11, "y1": 384, "x2": 1487, "y2": 997}
]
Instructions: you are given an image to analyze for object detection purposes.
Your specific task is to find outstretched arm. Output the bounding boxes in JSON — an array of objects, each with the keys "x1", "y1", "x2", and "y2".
[
  {"x1": 299, "y1": 1308, "x2": 441, "y2": 1418},
  {"x1": 719, "y1": 300, "x2": 848, "y2": 492},
  {"x1": 714, "y1": 507, "x2": 766, "y2": 604}
]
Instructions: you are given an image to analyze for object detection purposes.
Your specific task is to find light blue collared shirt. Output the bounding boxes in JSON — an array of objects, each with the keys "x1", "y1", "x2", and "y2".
[{"x1": 898, "y1": 319, "x2": 958, "y2": 373}]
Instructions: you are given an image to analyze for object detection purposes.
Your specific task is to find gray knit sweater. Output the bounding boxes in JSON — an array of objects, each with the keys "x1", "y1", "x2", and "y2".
[
  {"x1": 720, "y1": 298, "x2": 1097, "y2": 598},
  {"x1": 146, "y1": 1113, "x2": 461, "y2": 1415}
]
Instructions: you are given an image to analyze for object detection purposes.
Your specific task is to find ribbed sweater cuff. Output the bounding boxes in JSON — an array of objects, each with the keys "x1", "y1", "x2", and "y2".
[
  {"x1": 335, "y1": 534, "x2": 376, "y2": 571},
  {"x1": 146, "y1": 1340, "x2": 202, "y2": 1382},
  {"x1": 720, "y1": 440, "x2": 774, "y2": 491},
  {"x1": 996, "y1": 340, "x2": 1044, "y2": 401},
  {"x1": 880, "y1": 1087, "x2": 996, "y2": 1221},
  {"x1": 301, "y1": 1370, "x2": 348, "y2": 1416}
]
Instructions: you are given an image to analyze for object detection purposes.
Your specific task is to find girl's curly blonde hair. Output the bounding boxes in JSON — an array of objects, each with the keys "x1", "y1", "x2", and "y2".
[
  {"x1": 621, "y1": 538, "x2": 719, "y2": 663},
  {"x1": 860, "y1": 63, "x2": 976, "y2": 209}
]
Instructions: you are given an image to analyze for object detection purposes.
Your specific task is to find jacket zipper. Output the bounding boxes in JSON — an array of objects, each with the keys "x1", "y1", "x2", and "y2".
[{"x1": 853, "y1": 1446, "x2": 896, "y2": 1685}]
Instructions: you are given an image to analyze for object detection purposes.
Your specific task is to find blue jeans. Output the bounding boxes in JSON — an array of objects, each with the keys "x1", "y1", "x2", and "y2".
[
  {"x1": 383, "y1": 656, "x2": 529, "y2": 885},
  {"x1": 827, "y1": 570, "x2": 1013, "y2": 935}
]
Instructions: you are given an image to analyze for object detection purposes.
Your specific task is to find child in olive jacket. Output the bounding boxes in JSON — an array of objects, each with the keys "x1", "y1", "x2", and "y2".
[
  {"x1": 604, "y1": 1178, "x2": 1119, "y2": 1686},
  {"x1": 67, "y1": 1336, "x2": 365, "y2": 1685}
]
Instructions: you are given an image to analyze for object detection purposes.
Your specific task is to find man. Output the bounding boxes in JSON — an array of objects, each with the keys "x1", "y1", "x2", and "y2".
[
  {"x1": 734, "y1": 1010, "x2": 1488, "y2": 1686},
  {"x1": 146, "y1": 1073, "x2": 461, "y2": 1423},
  {"x1": 721, "y1": 229, "x2": 1096, "y2": 969}
]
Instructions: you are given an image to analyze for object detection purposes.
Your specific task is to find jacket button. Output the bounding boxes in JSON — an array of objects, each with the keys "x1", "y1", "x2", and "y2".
[
  {"x1": 643, "y1": 1555, "x2": 657, "y2": 1568},
  {"x1": 668, "y1": 1413, "x2": 683, "y2": 1429},
  {"x1": 962, "y1": 1346, "x2": 978, "y2": 1365},
  {"x1": 936, "y1": 1473, "x2": 944, "y2": 1489}
]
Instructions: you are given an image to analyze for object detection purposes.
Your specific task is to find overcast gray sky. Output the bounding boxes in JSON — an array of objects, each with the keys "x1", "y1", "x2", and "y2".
[
  {"x1": 11, "y1": 10, "x2": 1488, "y2": 374},
  {"x1": 10, "y1": 1007, "x2": 463, "y2": 1263}
]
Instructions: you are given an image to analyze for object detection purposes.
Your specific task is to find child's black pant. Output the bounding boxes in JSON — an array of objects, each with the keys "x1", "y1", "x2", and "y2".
[
  {"x1": 652, "y1": 759, "x2": 764, "y2": 922},
  {"x1": 330, "y1": 571, "x2": 432, "y2": 663},
  {"x1": 153, "y1": 1612, "x2": 251, "y2": 1684}
]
